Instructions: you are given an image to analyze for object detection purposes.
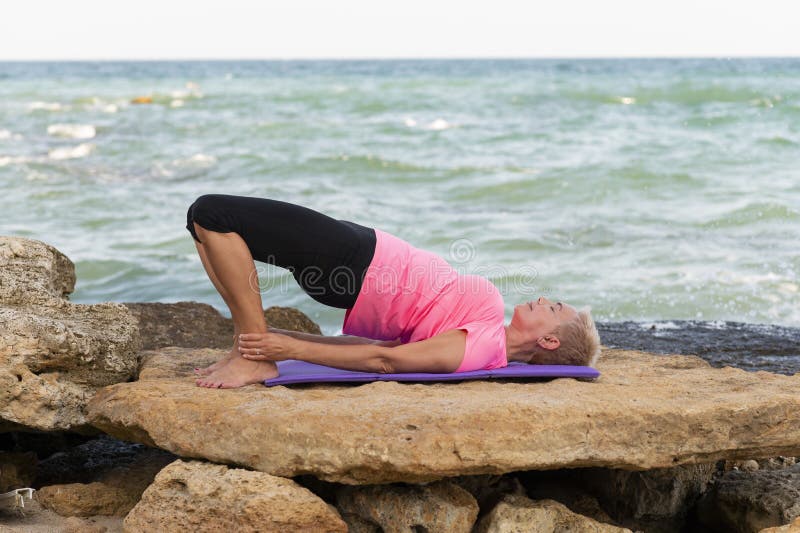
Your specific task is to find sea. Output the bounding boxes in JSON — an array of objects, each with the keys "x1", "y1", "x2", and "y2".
[{"x1": 0, "y1": 59, "x2": 798, "y2": 372}]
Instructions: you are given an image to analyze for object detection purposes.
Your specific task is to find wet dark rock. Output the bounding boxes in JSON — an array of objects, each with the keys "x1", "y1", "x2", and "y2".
[
  {"x1": 34, "y1": 434, "x2": 175, "y2": 488},
  {"x1": 695, "y1": 463, "x2": 800, "y2": 533},
  {"x1": 598, "y1": 320, "x2": 800, "y2": 375}
]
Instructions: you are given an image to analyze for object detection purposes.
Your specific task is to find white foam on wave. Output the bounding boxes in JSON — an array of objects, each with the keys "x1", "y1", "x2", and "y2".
[
  {"x1": 424, "y1": 118, "x2": 455, "y2": 130},
  {"x1": 48, "y1": 143, "x2": 95, "y2": 160},
  {"x1": 29, "y1": 101, "x2": 67, "y2": 112},
  {"x1": 47, "y1": 123, "x2": 96, "y2": 139},
  {"x1": 170, "y1": 99, "x2": 184, "y2": 108},
  {"x1": 639, "y1": 321, "x2": 681, "y2": 330},
  {"x1": 404, "y1": 117, "x2": 417, "y2": 127},
  {"x1": 82, "y1": 97, "x2": 121, "y2": 113},
  {"x1": 0, "y1": 155, "x2": 30, "y2": 166},
  {"x1": 171, "y1": 153, "x2": 217, "y2": 168},
  {"x1": 0, "y1": 129, "x2": 22, "y2": 141},
  {"x1": 170, "y1": 82, "x2": 203, "y2": 100}
]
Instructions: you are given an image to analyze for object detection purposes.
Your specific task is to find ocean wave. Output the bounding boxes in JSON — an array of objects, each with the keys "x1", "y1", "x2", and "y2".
[
  {"x1": 449, "y1": 175, "x2": 566, "y2": 203},
  {"x1": 699, "y1": 202, "x2": 800, "y2": 228},
  {"x1": 173, "y1": 153, "x2": 217, "y2": 168},
  {"x1": 564, "y1": 83, "x2": 784, "y2": 106},
  {"x1": 0, "y1": 155, "x2": 31, "y2": 166},
  {"x1": 0, "y1": 129, "x2": 12, "y2": 140},
  {"x1": 28, "y1": 101, "x2": 67, "y2": 112},
  {"x1": 72, "y1": 96, "x2": 121, "y2": 113},
  {"x1": 756, "y1": 136, "x2": 797, "y2": 147},
  {"x1": 48, "y1": 143, "x2": 95, "y2": 160},
  {"x1": 305, "y1": 154, "x2": 432, "y2": 174},
  {"x1": 47, "y1": 123, "x2": 96, "y2": 139}
]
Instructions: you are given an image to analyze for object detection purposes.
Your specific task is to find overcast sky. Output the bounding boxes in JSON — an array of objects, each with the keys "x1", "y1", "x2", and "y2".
[{"x1": 1, "y1": 0, "x2": 798, "y2": 61}]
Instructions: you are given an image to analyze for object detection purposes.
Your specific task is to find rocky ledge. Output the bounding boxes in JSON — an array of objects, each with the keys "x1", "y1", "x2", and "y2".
[
  {"x1": 87, "y1": 345, "x2": 800, "y2": 485},
  {"x1": 4, "y1": 234, "x2": 800, "y2": 532}
]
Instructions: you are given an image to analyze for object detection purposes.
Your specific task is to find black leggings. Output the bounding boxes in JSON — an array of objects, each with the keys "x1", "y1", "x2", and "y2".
[{"x1": 186, "y1": 194, "x2": 376, "y2": 309}]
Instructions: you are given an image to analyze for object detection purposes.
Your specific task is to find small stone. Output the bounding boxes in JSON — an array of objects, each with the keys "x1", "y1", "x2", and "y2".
[{"x1": 742, "y1": 459, "x2": 760, "y2": 472}]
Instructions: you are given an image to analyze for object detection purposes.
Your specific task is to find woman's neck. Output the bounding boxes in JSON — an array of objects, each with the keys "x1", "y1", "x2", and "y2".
[{"x1": 504, "y1": 324, "x2": 533, "y2": 363}]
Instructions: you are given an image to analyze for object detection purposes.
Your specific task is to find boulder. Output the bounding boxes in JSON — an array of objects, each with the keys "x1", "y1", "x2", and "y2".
[
  {"x1": 335, "y1": 480, "x2": 478, "y2": 532},
  {"x1": 123, "y1": 302, "x2": 234, "y2": 351},
  {"x1": 35, "y1": 481, "x2": 143, "y2": 518},
  {"x1": 759, "y1": 517, "x2": 800, "y2": 532},
  {"x1": 0, "y1": 236, "x2": 141, "y2": 432},
  {"x1": 86, "y1": 347, "x2": 800, "y2": 484},
  {"x1": 524, "y1": 463, "x2": 716, "y2": 532},
  {"x1": 474, "y1": 494, "x2": 631, "y2": 533},
  {"x1": 122, "y1": 459, "x2": 347, "y2": 532},
  {"x1": 123, "y1": 302, "x2": 323, "y2": 353},
  {"x1": 450, "y1": 474, "x2": 527, "y2": 517},
  {"x1": 696, "y1": 463, "x2": 800, "y2": 533},
  {"x1": 0, "y1": 236, "x2": 75, "y2": 306},
  {"x1": 35, "y1": 446, "x2": 175, "y2": 517}
]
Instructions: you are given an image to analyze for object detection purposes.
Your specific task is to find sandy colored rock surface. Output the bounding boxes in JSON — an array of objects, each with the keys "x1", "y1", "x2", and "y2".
[
  {"x1": 122, "y1": 459, "x2": 347, "y2": 532},
  {"x1": 35, "y1": 482, "x2": 136, "y2": 518},
  {"x1": 1, "y1": 236, "x2": 140, "y2": 432},
  {"x1": 35, "y1": 446, "x2": 175, "y2": 517},
  {"x1": 86, "y1": 347, "x2": 800, "y2": 484},
  {"x1": 475, "y1": 494, "x2": 631, "y2": 533},
  {"x1": 0, "y1": 236, "x2": 75, "y2": 306},
  {"x1": 760, "y1": 517, "x2": 800, "y2": 532},
  {"x1": 336, "y1": 480, "x2": 478, "y2": 532},
  {"x1": 0, "y1": 496, "x2": 122, "y2": 532}
]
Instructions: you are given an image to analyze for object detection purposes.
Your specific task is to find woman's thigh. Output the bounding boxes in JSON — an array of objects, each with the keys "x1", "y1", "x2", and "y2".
[{"x1": 186, "y1": 194, "x2": 376, "y2": 309}]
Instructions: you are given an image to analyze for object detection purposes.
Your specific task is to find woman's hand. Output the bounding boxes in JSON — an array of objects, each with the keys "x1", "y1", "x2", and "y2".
[{"x1": 237, "y1": 331, "x2": 296, "y2": 362}]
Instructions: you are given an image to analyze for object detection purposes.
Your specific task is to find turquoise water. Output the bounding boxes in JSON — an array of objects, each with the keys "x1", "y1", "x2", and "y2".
[{"x1": 1, "y1": 59, "x2": 798, "y2": 334}]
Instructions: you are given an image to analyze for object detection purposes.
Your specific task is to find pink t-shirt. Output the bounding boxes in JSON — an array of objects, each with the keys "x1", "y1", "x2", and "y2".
[{"x1": 342, "y1": 228, "x2": 508, "y2": 373}]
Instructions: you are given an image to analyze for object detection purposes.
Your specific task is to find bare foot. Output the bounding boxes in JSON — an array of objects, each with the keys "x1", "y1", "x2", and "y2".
[
  {"x1": 195, "y1": 353, "x2": 279, "y2": 388},
  {"x1": 194, "y1": 349, "x2": 236, "y2": 376},
  {"x1": 195, "y1": 336, "x2": 240, "y2": 376}
]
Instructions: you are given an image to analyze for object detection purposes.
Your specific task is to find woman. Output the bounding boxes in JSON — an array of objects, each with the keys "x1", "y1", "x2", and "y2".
[{"x1": 186, "y1": 194, "x2": 600, "y2": 389}]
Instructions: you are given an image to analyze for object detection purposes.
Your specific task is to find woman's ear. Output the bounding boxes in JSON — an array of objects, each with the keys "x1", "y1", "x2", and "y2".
[{"x1": 536, "y1": 335, "x2": 561, "y2": 351}]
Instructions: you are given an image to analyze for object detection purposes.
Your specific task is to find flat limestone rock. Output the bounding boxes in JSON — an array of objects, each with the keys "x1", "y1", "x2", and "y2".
[
  {"x1": 122, "y1": 459, "x2": 347, "y2": 532},
  {"x1": 87, "y1": 347, "x2": 800, "y2": 484}
]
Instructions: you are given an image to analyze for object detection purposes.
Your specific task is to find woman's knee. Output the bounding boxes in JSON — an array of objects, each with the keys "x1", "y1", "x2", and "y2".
[
  {"x1": 190, "y1": 194, "x2": 229, "y2": 217},
  {"x1": 186, "y1": 194, "x2": 237, "y2": 243}
]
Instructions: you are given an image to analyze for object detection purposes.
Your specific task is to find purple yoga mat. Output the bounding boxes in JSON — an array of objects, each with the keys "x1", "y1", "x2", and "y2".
[{"x1": 263, "y1": 360, "x2": 600, "y2": 386}]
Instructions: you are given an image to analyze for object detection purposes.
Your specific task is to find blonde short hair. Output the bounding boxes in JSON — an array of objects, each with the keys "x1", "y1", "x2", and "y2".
[{"x1": 529, "y1": 306, "x2": 601, "y2": 367}]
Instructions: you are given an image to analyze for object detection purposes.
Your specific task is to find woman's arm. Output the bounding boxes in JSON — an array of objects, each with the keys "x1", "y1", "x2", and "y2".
[
  {"x1": 239, "y1": 329, "x2": 464, "y2": 374},
  {"x1": 381, "y1": 329, "x2": 466, "y2": 373},
  {"x1": 268, "y1": 327, "x2": 402, "y2": 347}
]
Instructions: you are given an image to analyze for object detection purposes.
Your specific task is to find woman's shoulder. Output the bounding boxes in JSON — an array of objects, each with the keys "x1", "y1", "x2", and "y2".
[{"x1": 454, "y1": 274, "x2": 504, "y2": 315}]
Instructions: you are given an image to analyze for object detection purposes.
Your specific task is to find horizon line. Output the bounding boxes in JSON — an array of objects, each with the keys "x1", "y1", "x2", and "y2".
[{"x1": 1, "y1": 55, "x2": 799, "y2": 63}]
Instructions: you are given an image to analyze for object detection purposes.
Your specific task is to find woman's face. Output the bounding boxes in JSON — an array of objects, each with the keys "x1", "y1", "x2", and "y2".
[{"x1": 510, "y1": 296, "x2": 578, "y2": 341}]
